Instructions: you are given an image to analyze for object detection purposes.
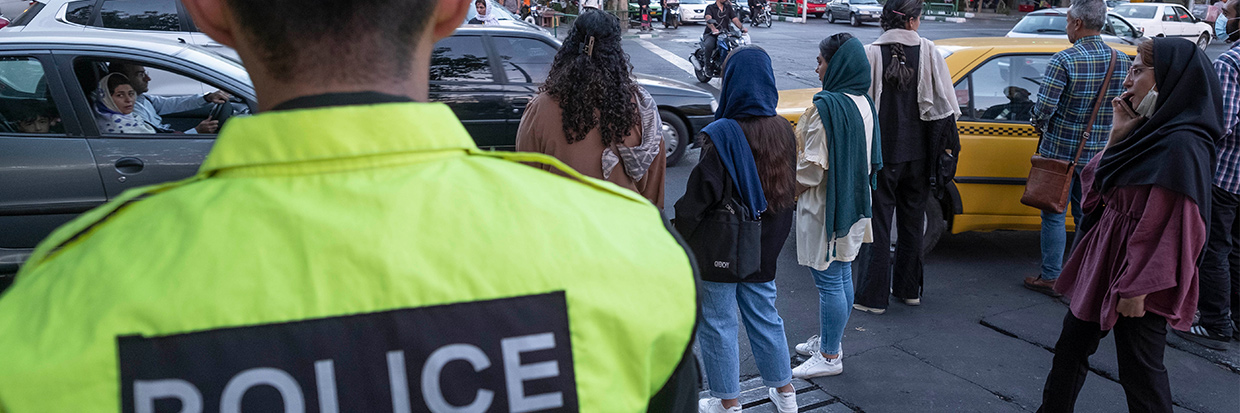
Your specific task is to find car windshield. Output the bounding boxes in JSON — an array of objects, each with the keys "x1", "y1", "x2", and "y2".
[
  {"x1": 464, "y1": 0, "x2": 520, "y2": 22},
  {"x1": 1113, "y1": 4, "x2": 1157, "y2": 19},
  {"x1": 1011, "y1": 14, "x2": 1067, "y2": 33}
]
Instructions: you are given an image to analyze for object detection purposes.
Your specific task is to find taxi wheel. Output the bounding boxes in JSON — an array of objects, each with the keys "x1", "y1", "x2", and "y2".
[
  {"x1": 1198, "y1": 32, "x2": 1211, "y2": 49},
  {"x1": 660, "y1": 109, "x2": 689, "y2": 166}
]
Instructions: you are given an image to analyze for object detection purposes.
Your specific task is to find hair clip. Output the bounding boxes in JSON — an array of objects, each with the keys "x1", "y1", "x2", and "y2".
[
  {"x1": 891, "y1": 9, "x2": 907, "y2": 16},
  {"x1": 582, "y1": 36, "x2": 596, "y2": 57}
]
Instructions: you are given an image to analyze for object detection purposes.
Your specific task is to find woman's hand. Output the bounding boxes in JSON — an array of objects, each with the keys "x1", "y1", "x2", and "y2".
[
  {"x1": 1109, "y1": 92, "x2": 1143, "y2": 145},
  {"x1": 1116, "y1": 294, "x2": 1147, "y2": 318}
]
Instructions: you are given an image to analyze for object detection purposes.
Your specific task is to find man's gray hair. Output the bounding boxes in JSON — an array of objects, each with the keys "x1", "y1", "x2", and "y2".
[{"x1": 1068, "y1": 0, "x2": 1108, "y2": 31}]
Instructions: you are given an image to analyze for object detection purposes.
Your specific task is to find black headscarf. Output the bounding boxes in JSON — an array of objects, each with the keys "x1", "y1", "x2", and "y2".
[{"x1": 1082, "y1": 38, "x2": 1222, "y2": 235}]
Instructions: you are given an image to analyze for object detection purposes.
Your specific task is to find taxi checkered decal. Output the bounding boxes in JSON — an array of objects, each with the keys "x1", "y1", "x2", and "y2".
[{"x1": 959, "y1": 124, "x2": 1037, "y2": 137}]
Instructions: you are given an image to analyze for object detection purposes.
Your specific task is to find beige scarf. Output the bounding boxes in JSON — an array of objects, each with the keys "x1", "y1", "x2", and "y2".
[{"x1": 864, "y1": 29, "x2": 961, "y2": 122}]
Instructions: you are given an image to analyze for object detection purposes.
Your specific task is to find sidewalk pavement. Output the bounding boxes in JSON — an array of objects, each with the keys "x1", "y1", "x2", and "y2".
[{"x1": 707, "y1": 230, "x2": 1239, "y2": 413}]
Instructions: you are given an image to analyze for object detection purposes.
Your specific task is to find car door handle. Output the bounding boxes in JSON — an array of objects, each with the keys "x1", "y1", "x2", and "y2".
[{"x1": 115, "y1": 157, "x2": 144, "y2": 175}]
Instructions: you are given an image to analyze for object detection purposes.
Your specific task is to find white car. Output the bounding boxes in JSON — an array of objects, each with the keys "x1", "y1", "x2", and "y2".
[
  {"x1": 1111, "y1": 2, "x2": 1213, "y2": 47},
  {"x1": 680, "y1": 0, "x2": 709, "y2": 23},
  {"x1": 1007, "y1": 8, "x2": 1144, "y2": 46},
  {"x1": 2, "y1": 0, "x2": 235, "y2": 57}
]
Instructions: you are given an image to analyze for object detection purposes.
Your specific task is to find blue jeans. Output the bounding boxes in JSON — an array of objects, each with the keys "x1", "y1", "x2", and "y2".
[
  {"x1": 812, "y1": 261, "x2": 853, "y2": 356},
  {"x1": 1039, "y1": 172, "x2": 1083, "y2": 281},
  {"x1": 698, "y1": 280, "x2": 793, "y2": 399}
]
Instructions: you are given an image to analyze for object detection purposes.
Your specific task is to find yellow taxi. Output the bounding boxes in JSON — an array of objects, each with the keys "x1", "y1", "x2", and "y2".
[{"x1": 778, "y1": 38, "x2": 1137, "y2": 244}]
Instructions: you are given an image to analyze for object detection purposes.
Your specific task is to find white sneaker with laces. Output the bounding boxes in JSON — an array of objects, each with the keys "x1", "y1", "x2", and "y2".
[
  {"x1": 792, "y1": 351, "x2": 843, "y2": 379},
  {"x1": 768, "y1": 387, "x2": 798, "y2": 413},
  {"x1": 794, "y1": 335, "x2": 820, "y2": 356},
  {"x1": 699, "y1": 398, "x2": 742, "y2": 413}
]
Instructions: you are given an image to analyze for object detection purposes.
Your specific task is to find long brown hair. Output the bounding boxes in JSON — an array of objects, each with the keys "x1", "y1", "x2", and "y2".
[
  {"x1": 737, "y1": 116, "x2": 797, "y2": 212},
  {"x1": 1137, "y1": 39, "x2": 1155, "y2": 67}
]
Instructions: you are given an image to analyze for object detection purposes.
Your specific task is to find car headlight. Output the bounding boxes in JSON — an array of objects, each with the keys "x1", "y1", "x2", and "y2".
[{"x1": 710, "y1": 99, "x2": 719, "y2": 112}]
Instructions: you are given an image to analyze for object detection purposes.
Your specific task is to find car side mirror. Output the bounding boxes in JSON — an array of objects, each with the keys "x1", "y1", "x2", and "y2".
[{"x1": 1137, "y1": 27, "x2": 1145, "y2": 37}]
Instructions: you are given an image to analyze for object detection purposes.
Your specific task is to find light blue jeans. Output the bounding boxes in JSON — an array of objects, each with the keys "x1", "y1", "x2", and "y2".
[
  {"x1": 1039, "y1": 173, "x2": 1083, "y2": 281},
  {"x1": 698, "y1": 280, "x2": 793, "y2": 399},
  {"x1": 812, "y1": 261, "x2": 853, "y2": 356}
]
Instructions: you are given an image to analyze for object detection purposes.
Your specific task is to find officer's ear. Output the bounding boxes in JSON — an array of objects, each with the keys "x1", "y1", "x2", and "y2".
[
  {"x1": 432, "y1": 0, "x2": 474, "y2": 41},
  {"x1": 180, "y1": 0, "x2": 237, "y2": 49}
]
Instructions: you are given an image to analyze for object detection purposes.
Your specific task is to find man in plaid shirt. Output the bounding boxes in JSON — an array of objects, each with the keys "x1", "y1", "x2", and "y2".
[
  {"x1": 1181, "y1": 0, "x2": 1240, "y2": 346},
  {"x1": 1025, "y1": 0, "x2": 1130, "y2": 296}
]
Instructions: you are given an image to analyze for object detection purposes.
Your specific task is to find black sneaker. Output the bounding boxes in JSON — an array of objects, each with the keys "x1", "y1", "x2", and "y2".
[{"x1": 1174, "y1": 324, "x2": 1232, "y2": 350}]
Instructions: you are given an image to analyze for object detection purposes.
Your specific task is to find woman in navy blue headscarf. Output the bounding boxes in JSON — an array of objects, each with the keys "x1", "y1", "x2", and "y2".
[{"x1": 673, "y1": 46, "x2": 800, "y2": 413}]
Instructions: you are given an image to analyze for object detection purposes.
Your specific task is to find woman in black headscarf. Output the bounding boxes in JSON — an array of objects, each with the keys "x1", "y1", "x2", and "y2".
[{"x1": 1037, "y1": 37, "x2": 1222, "y2": 413}]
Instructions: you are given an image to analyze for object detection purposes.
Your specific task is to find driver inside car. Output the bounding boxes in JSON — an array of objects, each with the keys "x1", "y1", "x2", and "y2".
[{"x1": 108, "y1": 61, "x2": 232, "y2": 134}]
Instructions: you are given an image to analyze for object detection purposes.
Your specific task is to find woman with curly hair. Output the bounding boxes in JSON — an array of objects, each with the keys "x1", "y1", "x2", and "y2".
[
  {"x1": 854, "y1": 0, "x2": 960, "y2": 315},
  {"x1": 516, "y1": 10, "x2": 666, "y2": 206},
  {"x1": 674, "y1": 46, "x2": 798, "y2": 413}
]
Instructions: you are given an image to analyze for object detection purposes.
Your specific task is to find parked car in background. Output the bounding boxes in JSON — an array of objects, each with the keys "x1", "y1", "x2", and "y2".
[
  {"x1": 775, "y1": 37, "x2": 1138, "y2": 253},
  {"x1": 1006, "y1": 8, "x2": 1144, "y2": 45},
  {"x1": 1, "y1": 0, "x2": 237, "y2": 58},
  {"x1": 1112, "y1": 2, "x2": 1212, "y2": 47},
  {"x1": 772, "y1": 0, "x2": 827, "y2": 18},
  {"x1": 825, "y1": 0, "x2": 881, "y2": 26},
  {"x1": 0, "y1": 14, "x2": 9, "y2": 29}
]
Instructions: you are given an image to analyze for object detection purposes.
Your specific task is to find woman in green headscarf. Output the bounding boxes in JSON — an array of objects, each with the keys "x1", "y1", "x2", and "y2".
[{"x1": 791, "y1": 33, "x2": 883, "y2": 379}]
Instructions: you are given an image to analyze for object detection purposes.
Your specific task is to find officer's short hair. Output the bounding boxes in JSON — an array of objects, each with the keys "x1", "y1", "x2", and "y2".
[
  {"x1": 225, "y1": 0, "x2": 435, "y2": 81},
  {"x1": 1068, "y1": 0, "x2": 1107, "y2": 31}
]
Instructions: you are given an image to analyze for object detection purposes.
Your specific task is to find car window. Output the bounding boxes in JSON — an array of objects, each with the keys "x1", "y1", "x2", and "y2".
[
  {"x1": 963, "y1": 55, "x2": 1050, "y2": 122},
  {"x1": 955, "y1": 78, "x2": 973, "y2": 119},
  {"x1": 1162, "y1": 7, "x2": 1180, "y2": 22},
  {"x1": 494, "y1": 37, "x2": 557, "y2": 84},
  {"x1": 65, "y1": 0, "x2": 94, "y2": 25},
  {"x1": 1107, "y1": 14, "x2": 1135, "y2": 37},
  {"x1": 1174, "y1": 6, "x2": 1193, "y2": 21},
  {"x1": 1114, "y1": 4, "x2": 1157, "y2": 19},
  {"x1": 72, "y1": 58, "x2": 246, "y2": 136},
  {"x1": 99, "y1": 0, "x2": 182, "y2": 31},
  {"x1": 431, "y1": 36, "x2": 494, "y2": 83},
  {"x1": 1011, "y1": 14, "x2": 1067, "y2": 34},
  {"x1": 0, "y1": 57, "x2": 64, "y2": 135}
]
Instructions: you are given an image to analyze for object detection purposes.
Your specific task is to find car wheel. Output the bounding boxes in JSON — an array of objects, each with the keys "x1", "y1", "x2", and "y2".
[
  {"x1": 850, "y1": 12, "x2": 860, "y2": 26},
  {"x1": 827, "y1": 12, "x2": 836, "y2": 23},
  {"x1": 814, "y1": 12, "x2": 824, "y2": 18},
  {"x1": 1198, "y1": 32, "x2": 1212, "y2": 48},
  {"x1": 660, "y1": 109, "x2": 689, "y2": 166}
]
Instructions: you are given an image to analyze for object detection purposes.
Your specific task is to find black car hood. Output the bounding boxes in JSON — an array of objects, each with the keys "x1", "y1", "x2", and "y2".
[{"x1": 634, "y1": 73, "x2": 713, "y2": 98}]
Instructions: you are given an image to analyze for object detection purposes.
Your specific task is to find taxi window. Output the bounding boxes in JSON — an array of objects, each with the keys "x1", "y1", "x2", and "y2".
[{"x1": 958, "y1": 55, "x2": 1051, "y2": 122}]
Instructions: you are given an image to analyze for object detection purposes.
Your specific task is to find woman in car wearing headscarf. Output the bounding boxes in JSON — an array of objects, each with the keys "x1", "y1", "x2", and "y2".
[
  {"x1": 789, "y1": 33, "x2": 883, "y2": 380},
  {"x1": 93, "y1": 73, "x2": 156, "y2": 134},
  {"x1": 515, "y1": 10, "x2": 666, "y2": 206},
  {"x1": 853, "y1": 0, "x2": 960, "y2": 315},
  {"x1": 468, "y1": 0, "x2": 501, "y2": 25},
  {"x1": 1037, "y1": 38, "x2": 1223, "y2": 413},
  {"x1": 673, "y1": 46, "x2": 798, "y2": 413}
]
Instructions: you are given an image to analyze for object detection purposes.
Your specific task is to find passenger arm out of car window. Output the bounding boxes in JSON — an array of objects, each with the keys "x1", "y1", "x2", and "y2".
[{"x1": 1031, "y1": 55, "x2": 1068, "y2": 133}]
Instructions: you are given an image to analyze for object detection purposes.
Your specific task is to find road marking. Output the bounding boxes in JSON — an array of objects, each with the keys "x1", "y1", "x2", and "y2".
[{"x1": 636, "y1": 39, "x2": 696, "y2": 77}]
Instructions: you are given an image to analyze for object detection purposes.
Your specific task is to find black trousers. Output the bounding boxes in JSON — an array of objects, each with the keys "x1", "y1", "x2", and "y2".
[
  {"x1": 1199, "y1": 186, "x2": 1240, "y2": 335},
  {"x1": 1038, "y1": 312, "x2": 1173, "y2": 413},
  {"x1": 702, "y1": 34, "x2": 719, "y2": 63},
  {"x1": 856, "y1": 159, "x2": 927, "y2": 308}
]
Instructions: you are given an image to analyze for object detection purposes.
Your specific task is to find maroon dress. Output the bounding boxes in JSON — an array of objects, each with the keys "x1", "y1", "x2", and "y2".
[{"x1": 1054, "y1": 153, "x2": 1207, "y2": 331}]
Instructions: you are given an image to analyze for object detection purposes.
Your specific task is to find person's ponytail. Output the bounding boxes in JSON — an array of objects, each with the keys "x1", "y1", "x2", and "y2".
[
  {"x1": 885, "y1": 44, "x2": 916, "y2": 91},
  {"x1": 879, "y1": 0, "x2": 921, "y2": 91}
]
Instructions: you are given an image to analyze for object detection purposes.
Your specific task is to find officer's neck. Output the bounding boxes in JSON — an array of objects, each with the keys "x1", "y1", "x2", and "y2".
[{"x1": 247, "y1": 53, "x2": 430, "y2": 113}]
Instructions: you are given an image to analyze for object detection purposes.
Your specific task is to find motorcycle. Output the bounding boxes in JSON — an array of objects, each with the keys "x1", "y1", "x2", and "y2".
[
  {"x1": 750, "y1": 1, "x2": 772, "y2": 27},
  {"x1": 663, "y1": 0, "x2": 681, "y2": 29},
  {"x1": 690, "y1": 19, "x2": 750, "y2": 83},
  {"x1": 731, "y1": 0, "x2": 751, "y2": 23}
]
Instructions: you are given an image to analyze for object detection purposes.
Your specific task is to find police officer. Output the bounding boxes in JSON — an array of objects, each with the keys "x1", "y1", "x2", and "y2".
[{"x1": 0, "y1": 0, "x2": 699, "y2": 411}]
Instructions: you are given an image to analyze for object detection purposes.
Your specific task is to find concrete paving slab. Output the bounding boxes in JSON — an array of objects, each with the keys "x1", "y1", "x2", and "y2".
[
  {"x1": 982, "y1": 302, "x2": 1240, "y2": 413},
  {"x1": 807, "y1": 346, "x2": 1026, "y2": 412}
]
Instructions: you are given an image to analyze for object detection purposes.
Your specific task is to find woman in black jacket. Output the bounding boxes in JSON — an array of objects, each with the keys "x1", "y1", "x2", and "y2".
[{"x1": 674, "y1": 46, "x2": 798, "y2": 413}]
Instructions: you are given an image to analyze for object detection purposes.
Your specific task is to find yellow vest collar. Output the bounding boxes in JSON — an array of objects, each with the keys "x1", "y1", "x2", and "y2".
[{"x1": 200, "y1": 103, "x2": 477, "y2": 175}]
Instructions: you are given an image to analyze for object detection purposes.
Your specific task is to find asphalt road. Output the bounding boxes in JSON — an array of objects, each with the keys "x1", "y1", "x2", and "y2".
[{"x1": 633, "y1": 16, "x2": 1240, "y2": 412}]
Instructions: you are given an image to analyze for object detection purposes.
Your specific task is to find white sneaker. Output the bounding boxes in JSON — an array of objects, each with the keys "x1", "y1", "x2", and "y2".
[
  {"x1": 699, "y1": 398, "x2": 742, "y2": 413},
  {"x1": 794, "y1": 335, "x2": 820, "y2": 356},
  {"x1": 792, "y1": 351, "x2": 843, "y2": 379},
  {"x1": 767, "y1": 388, "x2": 798, "y2": 413},
  {"x1": 852, "y1": 303, "x2": 886, "y2": 314},
  {"x1": 902, "y1": 297, "x2": 921, "y2": 306}
]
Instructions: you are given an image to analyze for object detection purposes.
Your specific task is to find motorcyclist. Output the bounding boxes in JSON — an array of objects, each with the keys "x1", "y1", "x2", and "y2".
[{"x1": 703, "y1": 0, "x2": 747, "y2": 64}]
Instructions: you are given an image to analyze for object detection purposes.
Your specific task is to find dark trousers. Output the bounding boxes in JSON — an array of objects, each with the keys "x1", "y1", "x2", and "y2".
[
  {"x1": 856, "y1": 159, "x2": 928, "y2": 308},
  {"x1": 702, "y1": 34, "x2": 719, "y2": 62},
  {"x1": 1199, "y1": 186, "x2": 1240, "y2": 335},
  {"x1": 1038, "y1": 312, "x2": 1173, "y2": 413}
]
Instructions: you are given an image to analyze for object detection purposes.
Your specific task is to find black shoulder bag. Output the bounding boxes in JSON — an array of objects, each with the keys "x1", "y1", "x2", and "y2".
[{"x1": 681, "y1": 171, "x2": 763, "y2": 281}]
